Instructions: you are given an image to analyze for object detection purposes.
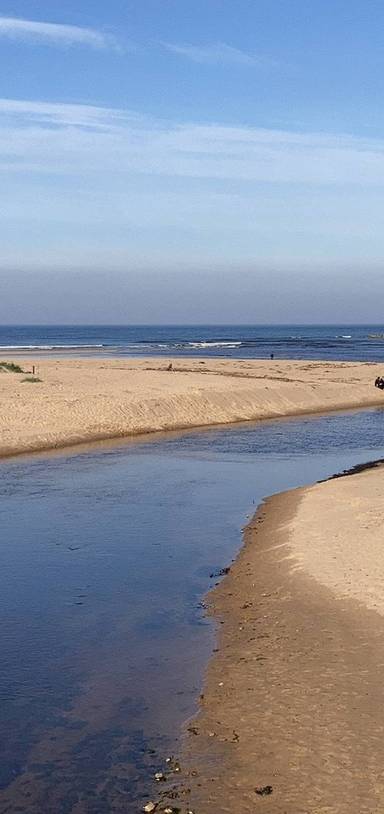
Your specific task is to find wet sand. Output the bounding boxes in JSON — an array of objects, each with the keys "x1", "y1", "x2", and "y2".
[
  {"x1": 169, "y1": 468, "x2": 384, "y2": 814},
  {"x1": 1, "y1": 356, "x2": 384, "y2": 458}
]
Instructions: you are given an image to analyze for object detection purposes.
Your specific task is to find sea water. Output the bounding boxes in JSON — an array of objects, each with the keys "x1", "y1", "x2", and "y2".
[{"x1": 2, "y1": 323, "x2": 384, "y2": 361}]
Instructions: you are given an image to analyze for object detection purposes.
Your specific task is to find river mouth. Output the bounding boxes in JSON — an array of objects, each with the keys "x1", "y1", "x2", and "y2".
[{"x1": 1, "y1": 407, "x2": 384, "y2": 812}]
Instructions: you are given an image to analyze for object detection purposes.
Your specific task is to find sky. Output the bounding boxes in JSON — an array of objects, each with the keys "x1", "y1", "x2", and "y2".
[{"x1": 1, "y1": 1, "x2": 384, "y2": 322}]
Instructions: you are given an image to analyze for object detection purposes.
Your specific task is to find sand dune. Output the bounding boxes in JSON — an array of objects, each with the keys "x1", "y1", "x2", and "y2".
[{"x1": 1, "y1": 356, "x2": 384, "y2": 457}]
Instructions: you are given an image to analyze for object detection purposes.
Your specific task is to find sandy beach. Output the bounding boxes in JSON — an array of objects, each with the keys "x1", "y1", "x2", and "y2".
[
  {"x1": 171, "y1": 464, "x2": 384, "y2": 814},
  {"x1": 1, "y1": 356, "x2": 384, "y2": 458},
  {"x1": 3, "y1": 355, "x2": 384, "y2": 812}
]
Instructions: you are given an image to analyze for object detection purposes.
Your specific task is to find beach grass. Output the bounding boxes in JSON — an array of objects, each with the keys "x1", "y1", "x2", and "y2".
[{"x1": 0, "y1": 361, "x2": 24, "y2": 373}]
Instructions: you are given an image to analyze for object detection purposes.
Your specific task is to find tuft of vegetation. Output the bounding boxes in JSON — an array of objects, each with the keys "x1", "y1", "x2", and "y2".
[
  {"x1": 0, "y1": 361, "x2": 24, "y2": 373},
  {"x1": 21, "y1": 376, "x2": 42, "y2": 383}
]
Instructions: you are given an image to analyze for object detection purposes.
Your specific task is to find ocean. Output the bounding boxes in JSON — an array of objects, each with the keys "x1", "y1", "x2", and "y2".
[{"x1": 1, "y1": 324, "x2": 384, "y2": 361}]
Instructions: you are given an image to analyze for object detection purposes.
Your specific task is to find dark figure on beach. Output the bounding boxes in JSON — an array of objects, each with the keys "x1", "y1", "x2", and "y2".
[
  {"x1": 375, "y1": 376, "x2": 384, "y2": 389},
  {"x1": 270, "y1": 353, "x2": 274, "y2": 360},
  {"x1": 167, "y1": 363, "x2": 173, "y2": 371}
]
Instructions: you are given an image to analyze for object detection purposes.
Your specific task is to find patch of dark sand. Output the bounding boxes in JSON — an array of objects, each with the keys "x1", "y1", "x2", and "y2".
[{"x1": 173, "y1": 490, "x2": 384, "y2": 814}]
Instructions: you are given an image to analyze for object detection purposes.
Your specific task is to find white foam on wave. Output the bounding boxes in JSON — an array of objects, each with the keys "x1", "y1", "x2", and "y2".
[
  {"x1": 187, "y1": 341, "x2": 242, "y2": 349},
  {"x1": 0, "y1": 344, "x2": 104, "y2": 350}
]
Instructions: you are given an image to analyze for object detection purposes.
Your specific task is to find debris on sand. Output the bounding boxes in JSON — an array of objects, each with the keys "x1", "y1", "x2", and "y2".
[
  {"x1": 255, "y1": 785, "x2": 273, "y2": 796},
  {"x1": 209, "y1": 566, "x2": 231, "y2": 578},
  {"x1": 143, "y1": 802, "x2": 157, "y2": 813},
  {"x1": 164, "y1": 756, "x2": 181, "y2": 773}
]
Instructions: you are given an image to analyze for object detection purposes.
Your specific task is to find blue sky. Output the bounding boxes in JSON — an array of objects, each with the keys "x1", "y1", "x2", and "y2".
[{"x1": 1, "y1": 1, "x2": 384, "y2": 319}]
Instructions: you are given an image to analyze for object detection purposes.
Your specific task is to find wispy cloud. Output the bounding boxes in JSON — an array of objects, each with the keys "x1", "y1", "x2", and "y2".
[
  {"x1": 0, "y1": 98, "x2": 137, "y2": 128},
  {"x1": 1, "y1": 97, "x2": 384, "y2": 187},
  {"x1": 161, "y1": 41, "x2": 271, "y2": 67},
  {"x1": 2, "y1": 99, "x2": 384, "y2": 270},
  {"x1": 0, "y1": 16, "x2": 115, "y2": 49}
]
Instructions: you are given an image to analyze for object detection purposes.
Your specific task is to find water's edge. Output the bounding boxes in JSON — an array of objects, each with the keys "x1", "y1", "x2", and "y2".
[{"x1": 2, "y1": 399, "x2": 384, "y2": 464}]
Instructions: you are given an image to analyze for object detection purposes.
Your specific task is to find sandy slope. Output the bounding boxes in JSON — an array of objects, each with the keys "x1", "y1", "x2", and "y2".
[
  {"x1": 0, "y1": 356, "x2": 383, "y2": 457},
  {"x1": 174, "y1": 466, "x2": 384, "y2": 814},
  {"x1": 287, "y1": 464, "x2": 384, "y2": 614}
]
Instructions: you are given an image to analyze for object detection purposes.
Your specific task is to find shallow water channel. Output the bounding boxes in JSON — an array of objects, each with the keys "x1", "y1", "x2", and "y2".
[{"x1": 1, "y1": 408, "x2": 384, "y2": 813}]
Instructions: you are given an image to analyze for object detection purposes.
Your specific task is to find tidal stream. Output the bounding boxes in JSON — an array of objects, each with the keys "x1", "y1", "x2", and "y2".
[{"x1": 1, "y1": 408, "x2": 384, "y2": 813}]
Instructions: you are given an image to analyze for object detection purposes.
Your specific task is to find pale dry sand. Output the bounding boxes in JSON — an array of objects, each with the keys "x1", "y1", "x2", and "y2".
[
  {"x1": 0, "y1": 356, "x2": 383, "y2": 458},
  {"x1": 287, "y1": 465, "x2": 384, "y2": 614},
  {"x1": 170, "y1": 467, "x2": 384, "y2": 814}
]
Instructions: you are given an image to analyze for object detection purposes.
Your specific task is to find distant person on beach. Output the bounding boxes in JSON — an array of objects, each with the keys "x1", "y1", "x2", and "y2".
[
  {"x1": 375, "y1": 376, "x2": 384, "y2": 389},
  {"x1": 270, "y1": 353, "x2": 274, "y2": 360}
]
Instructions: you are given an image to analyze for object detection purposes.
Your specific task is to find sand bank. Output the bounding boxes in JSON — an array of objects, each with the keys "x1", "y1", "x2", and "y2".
[
  {"x1": 174, "y1": 465, "x2": 384, "y2": 813},
  {"x1": 1, "y1": 357, "x2": 384, "y2": 458}
]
